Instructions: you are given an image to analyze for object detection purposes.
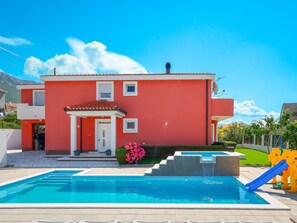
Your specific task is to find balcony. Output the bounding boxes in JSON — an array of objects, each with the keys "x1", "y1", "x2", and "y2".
[
  {"x1": 211, "y1": 98, "x2": 234, "y2": 121},
  {"x1": 17, "y1": 103, "x2": 45, "y2": 120}
]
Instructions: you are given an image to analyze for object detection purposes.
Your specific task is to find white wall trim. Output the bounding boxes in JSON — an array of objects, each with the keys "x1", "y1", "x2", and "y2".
[
  {"x1": 96, "y1": 81, "x2": 114, "y2": 101},
  {"x1": 123, "y1": 81, "x2": 138, "y2": 96},
  {"x1": 40, "y1": 74, "x2": 215, "y2": 82},
  {"x1": 32, "y1": 90, "x2": 45, "y2": 106},
  {"x1": 70, "y1": 115, "x2": 77, "y2": 155},
  {"x1": 211, "y1": 124, "x2": 215, "y2": 143},
  {"x1": 66, "y1": 110, "x2": 125, "y2": 118},
  {"x1": 16, "y1": 85, "x2": 45, "y2": 90},
  {"x1": 110, "y1": 115, "x2": 116, "y2": 156},
  {"x1": 95, "y1": 119, "x2": 111, "y2": 152},
  {"x1": 123, "y1": 118, "x2": 138, "y2": 133}
]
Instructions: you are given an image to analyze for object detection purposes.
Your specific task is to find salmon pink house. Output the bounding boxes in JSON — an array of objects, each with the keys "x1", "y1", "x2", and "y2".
[{"x1": 17, "y1": 70, "x2": 234, "y2": 155}]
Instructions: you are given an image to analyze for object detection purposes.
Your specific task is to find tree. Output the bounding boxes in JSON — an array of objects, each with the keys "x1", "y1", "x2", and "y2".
[
  {"x1": 282, "y1": 120, "x2": 297, "y2": 149},
  {"x1": 218, "y1": 122, "x2": 245, "y2": 143},
  {"x1": 244, "y1": 110, "x2": 293, "y2": 153}
]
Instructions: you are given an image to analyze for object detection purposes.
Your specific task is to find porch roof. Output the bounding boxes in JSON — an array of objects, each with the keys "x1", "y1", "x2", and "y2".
[{"x1": 64, "y1": 100, "x2": 126, "y2": 114}]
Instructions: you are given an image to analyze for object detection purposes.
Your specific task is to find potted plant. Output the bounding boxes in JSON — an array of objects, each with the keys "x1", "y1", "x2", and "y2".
[
  {"x1": 73, "y1": 150, "x2": 80, "y2": 156},
  {"x1": 105, "y1": 149, "x2": 111, "y2": 156}
]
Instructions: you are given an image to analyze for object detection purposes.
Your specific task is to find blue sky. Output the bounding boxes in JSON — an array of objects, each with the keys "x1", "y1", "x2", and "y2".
[{"x1": 0, "y1": 0, "x2": 296, "y2": 124}]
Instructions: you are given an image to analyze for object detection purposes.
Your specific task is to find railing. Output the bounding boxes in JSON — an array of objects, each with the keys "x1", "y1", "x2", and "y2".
[{"x1": 17, "y1": 103, "x2": 45, "y2": 120}]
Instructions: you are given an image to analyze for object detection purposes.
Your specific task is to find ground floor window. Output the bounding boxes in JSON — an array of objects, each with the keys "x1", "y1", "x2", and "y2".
[{"x1": 123, "y1": 118, "x2": 138, "y2": 133}]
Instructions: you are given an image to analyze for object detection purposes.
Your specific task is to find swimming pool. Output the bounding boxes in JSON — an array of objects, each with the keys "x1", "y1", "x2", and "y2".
[{"x1": 0, "y1": 170, "x2": 288, "y2": 209}]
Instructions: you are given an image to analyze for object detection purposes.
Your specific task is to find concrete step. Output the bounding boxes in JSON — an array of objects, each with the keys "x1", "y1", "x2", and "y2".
[
  {"x1": 57, "y1": 157, "x2": 117, "y2": 162},
  {"x1": 69, "y1": 155, "x2": 116, "y2": 158}
]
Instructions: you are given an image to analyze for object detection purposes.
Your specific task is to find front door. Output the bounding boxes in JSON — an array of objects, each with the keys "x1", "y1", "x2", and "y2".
[{"x1": 97, "y1": 122, "x2": 111, "y2": 152}]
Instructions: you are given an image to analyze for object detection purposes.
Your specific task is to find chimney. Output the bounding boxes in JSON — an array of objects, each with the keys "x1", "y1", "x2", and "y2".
[{"x1": 165, "y1": 62, "x2": 171, "y2": 74}]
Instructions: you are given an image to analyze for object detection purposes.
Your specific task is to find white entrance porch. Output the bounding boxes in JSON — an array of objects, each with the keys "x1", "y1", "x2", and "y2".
[{"x1": 64, "y1": 101, "x2": 126, "y2": 156}]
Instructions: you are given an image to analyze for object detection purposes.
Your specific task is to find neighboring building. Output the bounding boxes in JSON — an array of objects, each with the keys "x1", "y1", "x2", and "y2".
[
  {"x1": 281, "y1": 103, "x2": 297, "y2": 122},
  {"x1": 5, "y1": 102, "x2": 17, "y2": 114},
  {"x1": 0, "y1": 88, "x2": 6, "y2": 117},
  {"x1": 17, "y1": 68, "x2": 234, "y2": 155}
]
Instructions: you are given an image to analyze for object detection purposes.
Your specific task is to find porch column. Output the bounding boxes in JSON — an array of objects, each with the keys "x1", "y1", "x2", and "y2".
[
  {"x1": 110, "y1": 114, "x2": 116, "y2": 156},
  {"x1": 70, "y1": 115, "x2": 77, "y2": 155}
]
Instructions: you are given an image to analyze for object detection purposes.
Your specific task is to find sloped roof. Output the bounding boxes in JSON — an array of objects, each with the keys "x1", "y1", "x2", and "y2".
[{"x1": 64, "y1": 100, "x2": 126, "y2": 114}]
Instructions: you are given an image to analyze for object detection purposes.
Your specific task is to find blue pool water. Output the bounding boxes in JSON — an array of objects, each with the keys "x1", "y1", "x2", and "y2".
[
  {"x1": 181, "y1": 151, "x2": 228, "y2": 157},
  {"x1": 181, "y1": 151, "x2": 228, "y2": 163},
  {"x1": 0, "y1": 170, "x2": 268, "y2": 204}
]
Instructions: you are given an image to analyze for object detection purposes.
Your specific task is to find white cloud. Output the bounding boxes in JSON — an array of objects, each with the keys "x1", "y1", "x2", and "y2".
[
  {"x1": 234, "y1": 100, "x2": 280, "y2": 119},
  {"x1": 0, "y1": 36, "x2": 31, "y2": 46},
  {"x1": 221, "y1": 100, "x2": 280, "y2": 124},
  {"x1": 24, "y1": 38, "x2": 147, "y2": 76}
]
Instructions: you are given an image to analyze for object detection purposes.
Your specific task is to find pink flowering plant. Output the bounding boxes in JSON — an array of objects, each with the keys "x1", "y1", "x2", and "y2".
[{"x1": 125, "y1": 142, "x2": 145, "y2": 164}]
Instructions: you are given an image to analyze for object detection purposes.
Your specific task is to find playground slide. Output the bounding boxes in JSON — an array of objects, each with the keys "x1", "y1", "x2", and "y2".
[{"x1": 245, "y1": 160, "x2": 289, "y2": 192}]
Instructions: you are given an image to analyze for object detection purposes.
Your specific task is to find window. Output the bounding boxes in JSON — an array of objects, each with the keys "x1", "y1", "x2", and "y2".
[
  {"x1": 33, "y1": 90, "x2": 45, "y2": 106},
  {"x1": 97, "y1": 82, "x2": 113, "y2": 101},
  {"x1": 123, "y1": 118, "x2": 138, "y2": 133},
  {"x1": 123, "y1": 82, "x2": 137, "y2": 96}
]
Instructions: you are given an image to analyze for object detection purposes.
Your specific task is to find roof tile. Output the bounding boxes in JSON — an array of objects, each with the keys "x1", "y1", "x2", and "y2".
[{"x1": 64, "y1": 100, "x2": 126, "y2": 113}]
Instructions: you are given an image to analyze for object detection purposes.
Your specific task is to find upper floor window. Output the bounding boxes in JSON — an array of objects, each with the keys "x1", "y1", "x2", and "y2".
[
  {"x1": 97, "y1": 82, "x2": 114, "y2": 101},
  {"x1": 33, "y1": 90, "x2": 45, "y2": 106},
  {"x1": 123, "y1": 81, "x2": 137, "y2": 96}
]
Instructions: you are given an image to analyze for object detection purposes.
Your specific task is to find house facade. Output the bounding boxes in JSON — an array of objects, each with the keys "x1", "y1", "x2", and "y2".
[{"x1": 17, "y1": 72, "x2": 234, "y2": 155}]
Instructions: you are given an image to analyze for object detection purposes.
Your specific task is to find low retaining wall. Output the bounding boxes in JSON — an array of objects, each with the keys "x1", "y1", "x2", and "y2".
[
  {"x1": 0, "y1": 130, "x2": 7, "y2": 167},
  {"x1": 5, "y1": 129, "x2": 21, "y2": 149}
]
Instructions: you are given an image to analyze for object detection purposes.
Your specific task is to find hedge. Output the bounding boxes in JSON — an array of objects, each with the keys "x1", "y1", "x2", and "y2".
[
  {"x1": 142, "y1": 145, "x2": 228, "y2": 158},
  {"x1": 223, "y1": 141, "x2": 237, "y2": 148}
]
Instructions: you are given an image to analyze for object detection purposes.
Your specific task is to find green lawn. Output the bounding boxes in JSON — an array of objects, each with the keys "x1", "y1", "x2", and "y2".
[{"x1": 235, "y1": 147, "x2": 271, "y2": 166}]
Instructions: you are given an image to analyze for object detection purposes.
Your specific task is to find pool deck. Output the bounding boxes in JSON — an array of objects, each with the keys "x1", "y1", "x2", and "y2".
[{"x1": 0, "y1": 167, "x2": 297, "y2": 223}]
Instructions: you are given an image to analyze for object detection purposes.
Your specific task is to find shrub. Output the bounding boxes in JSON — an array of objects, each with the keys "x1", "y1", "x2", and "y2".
[
  {"x1": 223, "y1": 141, "x2": 237, "y2": 148},
  {"x1": 125, "y1": 142, "x2": 145, "y2": 164},
  {"x1": 142, "y1": 145, "x2": 227, "y2": 158},
  {"x1": 116, "y1": 146, "x2": 128, "y2": 164}
]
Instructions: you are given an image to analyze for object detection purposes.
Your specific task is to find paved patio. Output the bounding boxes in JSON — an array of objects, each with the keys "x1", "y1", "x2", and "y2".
[{"x1": 0, "y1": 151, "x2": 297, "y2": 223}]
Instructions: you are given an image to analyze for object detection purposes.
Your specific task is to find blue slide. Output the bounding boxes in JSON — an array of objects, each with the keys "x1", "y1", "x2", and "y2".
[{"x1": 245, "y1": 160, "x2": 289, "y2": 192}]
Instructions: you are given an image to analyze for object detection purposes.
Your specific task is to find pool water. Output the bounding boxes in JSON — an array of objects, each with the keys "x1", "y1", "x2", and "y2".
[
  {"x1": 0, "y1": 170, "x2": 268, "y2": 204},
  {"x1": 181, "y1": 151, "x2": 228, "y2": 163}
]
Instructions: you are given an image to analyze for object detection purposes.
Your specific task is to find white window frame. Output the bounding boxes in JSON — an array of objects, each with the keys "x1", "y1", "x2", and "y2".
[
  {"x1": 96, "y1": 81, "x2": 114, "y2": 101},
  {"x1": 32, "y1": 90, "x2": 45, "y2": 106},
  {"x1": 211, "y1": 124, "x2": 215, "y2": 143},
  {"x1": 123, "y1": 81, "x2": 138, "y2": 96},
  {"x1": 123, "y1": 118, "x2": 138, "y2": 133}
]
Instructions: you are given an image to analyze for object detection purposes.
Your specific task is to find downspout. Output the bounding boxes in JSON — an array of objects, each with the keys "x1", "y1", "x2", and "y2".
[{"x1": 206, "y1": 80, "x2": 209, "y2": 145}]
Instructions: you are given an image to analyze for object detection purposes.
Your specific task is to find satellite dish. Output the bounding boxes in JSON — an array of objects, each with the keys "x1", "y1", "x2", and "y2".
[{"x1": 212, "y1": 81, "x2": 218, "y2": 95}]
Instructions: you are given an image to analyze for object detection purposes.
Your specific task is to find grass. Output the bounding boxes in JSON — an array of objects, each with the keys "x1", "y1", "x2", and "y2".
[{"x1": 235, "y1": 147, "x2": 271, "y2": 166}]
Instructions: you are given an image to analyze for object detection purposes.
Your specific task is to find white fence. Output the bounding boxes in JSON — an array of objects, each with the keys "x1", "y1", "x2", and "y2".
[
  {"x1": 242, "y1": 135, "x2": 288, "y2": 153},
  {"x1": 0, "y1": 130, "x2": 7, "y2": 167}
]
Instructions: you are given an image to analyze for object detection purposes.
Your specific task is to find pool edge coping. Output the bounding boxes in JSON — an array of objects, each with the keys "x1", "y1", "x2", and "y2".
[{"x1": 0, "y1": 168, "x2": 290, "y2": 210}]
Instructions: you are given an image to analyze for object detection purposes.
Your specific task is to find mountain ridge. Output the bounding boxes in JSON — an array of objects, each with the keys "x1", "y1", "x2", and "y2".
[{"x1": 0, "y1": 72, "x2": 39, "y2": 103}]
